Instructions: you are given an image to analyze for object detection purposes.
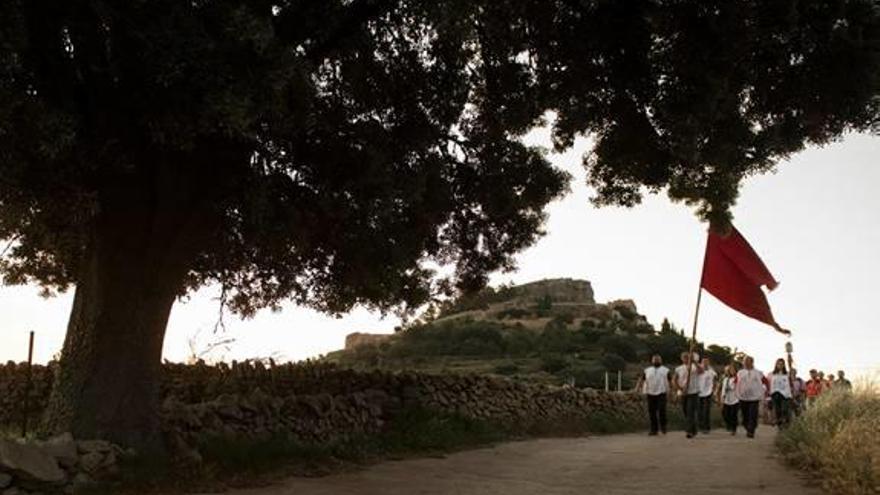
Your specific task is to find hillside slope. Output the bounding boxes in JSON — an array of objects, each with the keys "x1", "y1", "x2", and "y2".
[{"x1": 326, "y1": 279, "x2": 733, "y2": 389}]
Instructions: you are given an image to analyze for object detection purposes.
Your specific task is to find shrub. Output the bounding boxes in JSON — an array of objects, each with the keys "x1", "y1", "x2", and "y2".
[
  {"x1": 540, "y1": 354, "x2": 568, "y2": 373},
  {"x1": 534, "y1": 294, "x2": 553, "y2": 316},
  {"x1": 600, "y1": 353, "x2": 626, "y2": 373},
  {"x1": 704, "y1": 344, "x2": 734, "y2": 366},
  {"x1": 493, "y1": 363, "x2": 520, "y2": 376},
  {"x1": 645, "y1": 330, "x2": 688, "y2": 364},
  {"x1": 545, "y1": 315, "x2": 571, "y2": 331},
  {"x1": 598, "y1": 335, "x2": 638, "y2": 362},
  {"x1": 503, "y1": 326, "x2": 539, "y2": 355},
  {"x1": 495, "y1": 307, "x2": 532, "y2": 320},
  {"x1": 540, "y1": 327, "x2": 576, "y2": 353},
  {"x1": 567, "y1": 363, "x2": 606, "y2": 389},
  {"x1": 777, "y1": 385, "x2": 880, "y2": 495}
]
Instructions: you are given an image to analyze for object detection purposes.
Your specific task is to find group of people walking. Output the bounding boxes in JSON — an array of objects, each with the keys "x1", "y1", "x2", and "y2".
[{"x1": 636, "y1": 352, "x2": 852, "y2": 439}]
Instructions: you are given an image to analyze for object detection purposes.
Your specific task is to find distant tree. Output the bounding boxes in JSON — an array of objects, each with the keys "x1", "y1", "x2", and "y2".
[
  {"x1": 535, "y1": 294, "x2": 554, "y2": 317},
  {"x1": 705, "y1": 344, "x2": 734, "y2": 366},
  {"x1": 2, "y1": 0, "x2": 877, "y2": 449},
  {"x1": 599, "y1": 335, "x2": 639, "y2": 362},
  {"x1": 646, "y1": 328, "x2": 689, "y2": 364},
  {"x1": 540, "y1": 354, "x2": 568, "y2": 374},
  {"x1": 601, "y1": 353, "x2": 627, "y2": 373}
]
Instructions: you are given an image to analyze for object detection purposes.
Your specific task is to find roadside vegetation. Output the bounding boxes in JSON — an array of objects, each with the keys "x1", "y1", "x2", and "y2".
[{"x1": 777, "y1": 383, "x2": 880, "y2": 495}]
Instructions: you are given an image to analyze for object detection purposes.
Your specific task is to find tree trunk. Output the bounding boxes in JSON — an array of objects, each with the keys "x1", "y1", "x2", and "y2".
[
  {"x1": 42, "y1": 142, "x2": 247, "y2": 452},
  {"x1": 43, "y1": 178, "x2": 208, "y2": 453}
]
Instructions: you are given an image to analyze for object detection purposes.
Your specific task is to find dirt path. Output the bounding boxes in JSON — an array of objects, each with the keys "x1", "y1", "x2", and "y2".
[{"x1": 208, "y1": 430, "x2": 820, "y2": 495}]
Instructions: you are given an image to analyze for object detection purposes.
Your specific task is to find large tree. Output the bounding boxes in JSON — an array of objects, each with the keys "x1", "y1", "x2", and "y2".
[{"x1": 1, "y1": 0, "x2": 877, "y2": 450}]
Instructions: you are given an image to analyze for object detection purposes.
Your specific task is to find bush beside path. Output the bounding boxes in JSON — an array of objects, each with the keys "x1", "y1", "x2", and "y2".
[{"x1": 778, "y1": 387, "x2": 880, "y2": 495}]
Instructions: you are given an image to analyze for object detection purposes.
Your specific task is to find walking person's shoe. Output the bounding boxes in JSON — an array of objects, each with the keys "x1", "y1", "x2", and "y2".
[
  {"x1": 649, "y1": 431, "x2": 658, "y2": 436},
  {"x1": 746, "y1": 431, "x2": 755, "y2": 438}
]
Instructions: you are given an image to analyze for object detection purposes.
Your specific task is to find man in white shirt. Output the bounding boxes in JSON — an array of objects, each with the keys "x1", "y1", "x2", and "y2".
[
  {"x1": 698, "y1": 357, "x2": 717, "y2": 434},
  {"x1": 635, "y1": 354, "x2": 671, "y2": 435},
  {"x1": 735, "y1": 356, "x2": 767, "y2": 438},
  {"x1": 674, "y1": 351, "x2": 703, "y2": 438}
]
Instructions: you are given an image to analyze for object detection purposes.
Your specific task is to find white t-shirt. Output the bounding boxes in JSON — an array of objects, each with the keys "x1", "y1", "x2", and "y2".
[
  {"x1": 674, "y1": 364, "x2": 702, "y2": 395},
  {"x1": 735, "y1": 368, "x2": 766, "y2": 402},
  {"x1": 720, "y1": 376, "x2": 739, "y2": 405},
  {"x1": 643, "y1": 365, "x2": 670, "y2": 395},
  {"x1": 699, "y1": 368, "x2": 717, "y2": 397},
  {"x1": 768, "y1": 372, "x2": 793, "y2": 398}
]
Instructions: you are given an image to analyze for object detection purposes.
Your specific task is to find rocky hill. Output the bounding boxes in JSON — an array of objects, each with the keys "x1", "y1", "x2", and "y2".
[
  {"x1": 344, "y1": 278, "x2": 649, "y2": 352},
  {"x1": 326, "y1": 278, "x2": 728, "y2": 390}
]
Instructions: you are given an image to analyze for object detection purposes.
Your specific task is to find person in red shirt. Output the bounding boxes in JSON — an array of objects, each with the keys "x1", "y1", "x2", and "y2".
[{"x1": 805, "y1": 369, "x2": 824, "y2": 410}]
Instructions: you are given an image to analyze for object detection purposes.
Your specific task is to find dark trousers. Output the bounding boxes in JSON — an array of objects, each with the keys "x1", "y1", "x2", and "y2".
[
  {"x1": 698, "y1": 396, "x2": 712, "y2": 432},
  {"x1": 646, "y1": 393, "x2": 667, "y2": 433},
  {"x1": 681, "y1": 393, "x2": 699, "y2": 436},
  {"x1": 722, "y1": 403, "x2": 739, "y2": 432},
  {"x1": 740, "y1": 400, "x2": 760, "y2": 435},
  {"x1": 771, "y1": 392, "x2": 790, "y2": 428}
]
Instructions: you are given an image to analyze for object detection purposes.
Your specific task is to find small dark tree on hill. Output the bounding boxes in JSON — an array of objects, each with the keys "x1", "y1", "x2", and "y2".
[
  {"x1": 646, "y1": 326, "x2": 689, "y2": 364},
  {"x1": 705, "y1": 345, "x2": 734, "y2": 366},
  {"x1": 601, "y1": 353, "x2": 627, "y2": 373},
  {"x1": 535, "y1": 294, "x2": 554, "y2": 317},
  {"x1": 599, "y1": 335, "x2": 639, "y2": 363},
  {"x1": 1, "y1": 0, "x2": 878, "y2": 449}
]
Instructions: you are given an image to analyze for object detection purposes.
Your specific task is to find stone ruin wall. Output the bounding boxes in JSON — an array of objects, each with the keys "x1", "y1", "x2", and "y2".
[
  {"x1": 512, "y1": 278, "x2": 596, "y2": 304},
  {"x1": 344, "y1": 332, "x2": 394, "y2": 350}
]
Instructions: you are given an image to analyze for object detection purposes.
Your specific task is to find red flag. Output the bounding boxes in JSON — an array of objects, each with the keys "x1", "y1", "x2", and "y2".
[{"x1": 701, "y1": 226, "x2": 790, "y2": 336}]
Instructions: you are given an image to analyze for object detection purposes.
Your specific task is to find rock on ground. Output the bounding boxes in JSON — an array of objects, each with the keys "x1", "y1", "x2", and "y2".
[{"x1": 0, "y1": 439, "x2": 66, "y2": 485}]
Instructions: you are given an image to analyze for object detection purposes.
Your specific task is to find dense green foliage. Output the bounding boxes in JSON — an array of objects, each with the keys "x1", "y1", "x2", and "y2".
[
  {"x1": 333, "y1": 312, "x2": 713, "y2": 390},
  {"x1": 2, "y1": 0, "x2": 878, "y2": 312},
  {"x1": 0, "y1": 0, "x2": 576, "y2": 313}
]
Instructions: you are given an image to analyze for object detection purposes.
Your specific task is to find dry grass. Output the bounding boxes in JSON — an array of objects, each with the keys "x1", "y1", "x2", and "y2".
[{"x1": 777, "y1": 381, "x2": 880, "y2": 495}]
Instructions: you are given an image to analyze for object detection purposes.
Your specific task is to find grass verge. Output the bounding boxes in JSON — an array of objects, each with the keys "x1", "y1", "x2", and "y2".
[{"x1": 776, "y1": 384, "x2": 880, "y2": 495}]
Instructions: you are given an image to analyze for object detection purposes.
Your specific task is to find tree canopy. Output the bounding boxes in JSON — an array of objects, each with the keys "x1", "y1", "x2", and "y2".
[
  {"x1": 534, "y1": 0, "x2": 880, "y2": 224},
  {"x1": 1, "y1": 0, "x2": 879, "y2": 448},
  {"x1": 2, "y1": 0, "x2": 878, "y2": 313}
]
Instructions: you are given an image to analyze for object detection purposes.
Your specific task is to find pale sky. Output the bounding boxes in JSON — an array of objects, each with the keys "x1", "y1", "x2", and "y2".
[{"x1": 1, "y1": 128, "x2": 878, "y2": 381}]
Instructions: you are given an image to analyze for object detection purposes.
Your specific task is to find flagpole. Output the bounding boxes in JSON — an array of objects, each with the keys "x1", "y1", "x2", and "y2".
[{"x1": 683, "y1": 232, "x2": 711, "y2": 395}]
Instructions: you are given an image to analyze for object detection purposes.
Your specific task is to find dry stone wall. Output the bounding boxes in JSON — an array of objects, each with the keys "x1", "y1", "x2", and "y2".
[{"x1": 1, "y1": 361, "x2": 646, "y2": 460}]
